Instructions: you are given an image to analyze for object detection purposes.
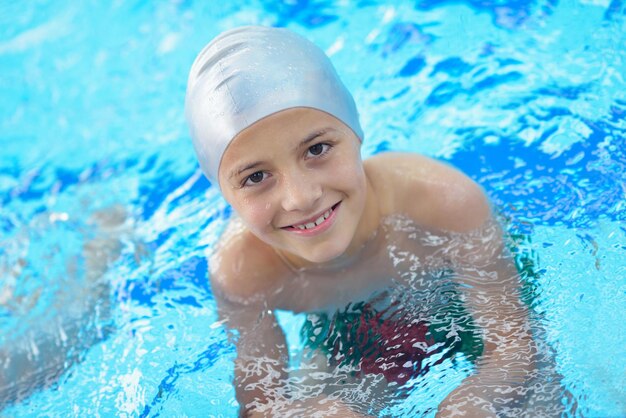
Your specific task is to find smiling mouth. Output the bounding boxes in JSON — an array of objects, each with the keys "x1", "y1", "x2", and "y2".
[{"x1": 283, "y1": 202, "x2": 340, "y2": 231}]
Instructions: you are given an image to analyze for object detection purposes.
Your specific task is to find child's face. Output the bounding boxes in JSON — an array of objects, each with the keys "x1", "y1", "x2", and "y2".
[{"x1": 218, "y1": 107, "x2": 367, "y2": 264}]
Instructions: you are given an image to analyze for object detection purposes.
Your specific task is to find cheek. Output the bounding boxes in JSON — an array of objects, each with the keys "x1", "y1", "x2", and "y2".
[
  {"x1": 235, "y1": 198, "x2": 275, "y2": 230},
  {"x1": 328, "y1": 157, "x2": 365, "y2": 192}
]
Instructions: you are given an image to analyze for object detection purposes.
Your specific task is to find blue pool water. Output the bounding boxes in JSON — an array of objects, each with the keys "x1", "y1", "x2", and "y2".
[{"x1": 1, "y1": 0, "x2": 625, "y2": 416}]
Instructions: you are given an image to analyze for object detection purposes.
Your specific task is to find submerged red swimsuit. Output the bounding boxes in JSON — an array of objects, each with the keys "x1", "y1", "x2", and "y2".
[
  {"x1": 302, "y1": 301, "x2": 437, "y2": 385},
  {"x1": 346, "y1": 304, "x2": 435, "y2": 385}
]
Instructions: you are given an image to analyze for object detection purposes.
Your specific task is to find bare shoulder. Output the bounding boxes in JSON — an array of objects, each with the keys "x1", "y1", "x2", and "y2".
[
  {"x1": 209, "y1": 217, "x2": 289, "y2": 307},
  {"x1": 364, "y1": 152, "x2": 491, "y2": 232}
]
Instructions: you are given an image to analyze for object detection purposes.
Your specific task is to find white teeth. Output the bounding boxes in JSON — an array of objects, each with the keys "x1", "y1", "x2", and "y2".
[{"x1": 293, "y1": 207, "x2": 333, "y2": 230}]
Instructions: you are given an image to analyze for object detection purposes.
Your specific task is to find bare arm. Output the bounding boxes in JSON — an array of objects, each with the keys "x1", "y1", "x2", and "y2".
[
  {"x1": 380, "y1": 155, "x2": 538, "y2": 416},
  {"x1": 210, "y1": 222, "x2": 372, "y2": 417},
  {"x1": 209, "y1": 223, "x2": 292, "y2": 416}
]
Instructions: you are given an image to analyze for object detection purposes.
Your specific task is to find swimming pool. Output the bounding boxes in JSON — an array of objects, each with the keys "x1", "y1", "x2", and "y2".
[{"x1": 1, "y1": 0, "x2": 624, "y2": 416}]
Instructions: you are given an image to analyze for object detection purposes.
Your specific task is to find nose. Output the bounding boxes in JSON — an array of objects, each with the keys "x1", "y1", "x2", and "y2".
[{"x1": 280, "y1": 169, "x2": 322, "y2": 213}]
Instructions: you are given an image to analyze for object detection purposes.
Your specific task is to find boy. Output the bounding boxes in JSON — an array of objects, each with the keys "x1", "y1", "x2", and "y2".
[{"x1": 186, "y1": 26, "x2": 541, "y2": 417}]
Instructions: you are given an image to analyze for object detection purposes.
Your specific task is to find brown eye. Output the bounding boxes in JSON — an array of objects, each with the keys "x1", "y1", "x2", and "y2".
[
  {"x1": 248, "y1": 171, "x2": 264, "y2": 183},
  {"x1": 307, "y1": 143, "x2": 331, "y2": 158},
  {"x1": 242, "y1": 171, "x2": 268, "y2": 187},
  {"x1": 309, "y1": 143, "x2": 324, "y2": 155}
]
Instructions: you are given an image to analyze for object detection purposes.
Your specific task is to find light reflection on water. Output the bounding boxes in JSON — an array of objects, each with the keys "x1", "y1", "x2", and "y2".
[{"x1": 0, "y1": 0, "x2": 624, "y2": 416}]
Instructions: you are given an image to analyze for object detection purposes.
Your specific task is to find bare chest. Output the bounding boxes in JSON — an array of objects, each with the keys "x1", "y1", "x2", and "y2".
[{"x1": 273, "y1": 225, "x2": 441, "y2": 313}]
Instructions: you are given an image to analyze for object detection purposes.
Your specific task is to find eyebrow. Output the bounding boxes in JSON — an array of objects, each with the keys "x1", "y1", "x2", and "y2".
[
  {"x1": 229, "y1": 161, "x2": 263, "y2": 180},
  {"x1": 228, "y1": 127, "x2": 336, "y2": 180},
  {"x1": 299, "y1": 127, "x2": 334, "y2": 147}
]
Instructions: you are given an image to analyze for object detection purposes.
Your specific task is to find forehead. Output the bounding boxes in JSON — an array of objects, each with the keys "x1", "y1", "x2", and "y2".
[
  {"x1": 218, "y1": 108, "x2": 350, "y2": 175},
  {"x1": 236, "y1": 107, "x2": 342, "y2": 145}
]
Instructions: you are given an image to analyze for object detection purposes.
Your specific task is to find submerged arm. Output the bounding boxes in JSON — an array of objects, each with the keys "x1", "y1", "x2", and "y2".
[
  {"x1": 437, "y1": 222, "x2": 537, "y2": 417},
  {"x1": 217, "y1": 297, "x2": 289, "y2": 416},
  {"x1": 390, "y1": 156, "x2": 538, "y2": 415},
  {"x1": 216, "y1": 296, "x2": 368, "y2": 418}
]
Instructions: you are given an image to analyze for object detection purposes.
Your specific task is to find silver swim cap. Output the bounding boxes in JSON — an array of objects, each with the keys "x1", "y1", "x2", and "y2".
[{"x1": 185, "y1": 26, "x2": 363, "y2": 185}]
